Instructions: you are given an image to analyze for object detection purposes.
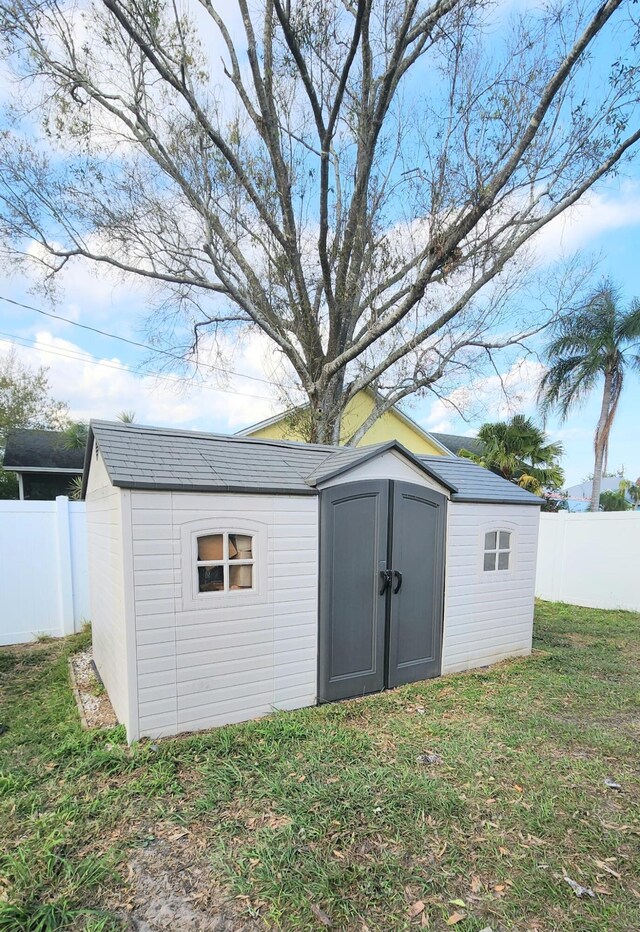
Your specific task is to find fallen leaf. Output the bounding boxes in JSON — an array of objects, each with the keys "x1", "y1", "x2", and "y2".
[
  {"x1": 449, "y1": 899, "x2": 465, "y2": 907},
  {"x1": 408, "y1": 900, "x2": 425, "y2": 918},
  {"x1": 493, "y1": 884, "x2": 506, "y2": 893},
  {"x1": 266, "y1": 814, "x2": 292, "y2": 829},
  {"x1": 310, "y1": 903, "x2": 333, "y2": 927},
  {"x1": 499, "y1": 846, "x2": 509, "y2": 855},
  {"x1": 514, "y1": 784, "x2": 524, "y2": 792},
  {"x1": 446, "y1": 912, "x2": 466, "y2": 925},
  {"x1": 333, "y1": 850, "x2": 345, "y2": 860},
  {"x1": 470, "y1": 875, "x2": 482, "y2": 894},
  {"x1": 593, "y1": 885, "x2": 612, "y2": 895},
  {"x1": 593, "y1": 858, "x2": 621, "y2": 878}
]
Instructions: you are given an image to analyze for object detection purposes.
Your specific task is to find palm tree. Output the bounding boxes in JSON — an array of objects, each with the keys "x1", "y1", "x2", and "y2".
[
  {"x1": 62, "y1": 420, "x2": 89, "y2": 451},
  {"x1": 538, "y1": 281, "x2": 640, "y2": 511},
  {"x1": 459, "y1": 414, "x2": 564, "y2": 496}
]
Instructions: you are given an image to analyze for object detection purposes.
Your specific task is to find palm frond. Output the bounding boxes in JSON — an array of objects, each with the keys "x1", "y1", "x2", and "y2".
[{"x1": 615, "y1": 299, "x2": 640, "y2": 343}]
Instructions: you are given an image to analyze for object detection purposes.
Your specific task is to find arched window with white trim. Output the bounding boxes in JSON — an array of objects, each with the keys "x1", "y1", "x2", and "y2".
[
  {"x1": 180, "y1": 517, "x2": 267, "y2": 610},
  {"x1": 483, "y1": 530, "x2": 512, "y2": 572}
]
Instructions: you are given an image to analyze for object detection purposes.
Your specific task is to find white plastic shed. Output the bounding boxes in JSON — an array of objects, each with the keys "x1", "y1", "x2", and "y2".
[{"x1": 83, "y1": 421, "x2": 541, "y2": 741}]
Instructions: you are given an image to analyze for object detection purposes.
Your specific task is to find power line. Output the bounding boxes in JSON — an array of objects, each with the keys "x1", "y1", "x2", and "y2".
[
  {"x1": 0, "y1": 293, "x2": 284, "y2": 389},
  {"x1": 0, "y1": 331, "x2": 274, "y2": 402}
]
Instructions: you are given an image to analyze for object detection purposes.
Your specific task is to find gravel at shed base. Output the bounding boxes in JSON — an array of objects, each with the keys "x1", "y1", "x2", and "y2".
[{"x1": 69, "y1": 648, "x2": 118, "y2": 729}]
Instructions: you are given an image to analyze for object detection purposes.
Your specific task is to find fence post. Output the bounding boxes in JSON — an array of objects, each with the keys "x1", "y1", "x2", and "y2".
[
  {"x1": 55, "y1": 496, "x2": 75, "y2": 636},
  {"x1": 551, "y1": 511, "x2": 567, "y2": 602}
]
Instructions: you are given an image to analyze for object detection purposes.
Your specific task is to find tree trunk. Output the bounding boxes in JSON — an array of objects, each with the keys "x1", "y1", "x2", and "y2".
[
  {"x1": 305, "y1": 372, "x2": 348, "y2": 445},
  {"x1": 590, "y1": 371, "x2": 613, "y2": 512}
]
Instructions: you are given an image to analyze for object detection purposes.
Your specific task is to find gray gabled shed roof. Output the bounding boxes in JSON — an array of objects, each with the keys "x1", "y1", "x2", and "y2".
[
  {"x1": 419, "y1": 456, "x2": 542, "y2": 505},
  {"x1": 82, "y1": 420, "x2": 541, "y2": 505}
]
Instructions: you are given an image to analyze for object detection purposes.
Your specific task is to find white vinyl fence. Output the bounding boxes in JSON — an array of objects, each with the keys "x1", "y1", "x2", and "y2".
[
  {"x1": 536, "y1": 511, "x2": 640, "y2": 612},
  {"x1": 0, "y1": 497, "x2": 89, "y2": 645}
]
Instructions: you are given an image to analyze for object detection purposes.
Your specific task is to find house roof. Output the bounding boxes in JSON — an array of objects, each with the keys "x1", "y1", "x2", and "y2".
[
  {"x1": 3, "y1": 428, "x2": 85, "y2": 472},
  {"x1": 83, "y1": 420, "x2": 541, "y2": 505},
  {"x1": 236, "y1": 389, "x2": 453, "y2": 456},
  {"x1": 429, "y1": 432, "x2": 484, "y2": 457}
]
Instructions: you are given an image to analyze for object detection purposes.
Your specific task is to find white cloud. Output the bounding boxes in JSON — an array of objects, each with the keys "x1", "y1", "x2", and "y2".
[
  {"x1": 533, "y1": 181, "x2": 640, "y2": 262},
  {"x1": 22, "y1": 241, "x2": 152, "y2": 330},
  {"x1": 0, "y1": 330, "x2": 279, "y2": 433},
  {"x1": 422, "y1": 357, "x2": 546, "y2": 432}
]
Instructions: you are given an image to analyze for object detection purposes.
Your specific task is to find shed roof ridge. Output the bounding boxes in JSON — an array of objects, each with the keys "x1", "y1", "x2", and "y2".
[{"x1": 89, "y1": 418, "x2": 343, "y2": 453}]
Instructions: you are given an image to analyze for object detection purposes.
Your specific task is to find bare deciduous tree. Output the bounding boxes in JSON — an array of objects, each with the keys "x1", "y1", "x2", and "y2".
[{"x1": 0, "y1": 0, "x2": 638, "y2": 441}]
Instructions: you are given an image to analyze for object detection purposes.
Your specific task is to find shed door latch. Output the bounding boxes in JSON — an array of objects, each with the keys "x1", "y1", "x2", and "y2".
[{"x1": 379, "y1": 569, "x2": 392, "y2": 595}]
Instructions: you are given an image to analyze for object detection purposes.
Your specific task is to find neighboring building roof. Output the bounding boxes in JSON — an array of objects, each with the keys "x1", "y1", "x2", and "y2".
[
  {"x1": 563, "y1": 477, "x2": 627, "y2": 502},
  {"x1": 83, "y1": 420, "x2": 541, "y2": 505},
  {"x1": 430, "y1": 432, "x2": 484, "y2": 457},
  {"x1": 3, "y1": 428, "x2": 84, "y2": 473}
]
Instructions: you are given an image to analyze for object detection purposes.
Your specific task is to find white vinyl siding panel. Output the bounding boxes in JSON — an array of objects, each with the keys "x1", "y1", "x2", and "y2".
[
  {"x1": 85, "y1": 479, "x2": 135, "y2": 733},
  {"x1": 129, "y1": 490, "x2": 318, "y2": 739},
  {"x1": 441, "y1": 502, "x2": 540, "y2": 674}
]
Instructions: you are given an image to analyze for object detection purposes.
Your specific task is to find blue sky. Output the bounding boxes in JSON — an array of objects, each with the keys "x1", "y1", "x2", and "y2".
[
  {"x1": 0, "y1": 6, "x2": 638, "y2": 488},
  {"x1": 1, "y1": 182, "x2": 638, "y2": 488}
]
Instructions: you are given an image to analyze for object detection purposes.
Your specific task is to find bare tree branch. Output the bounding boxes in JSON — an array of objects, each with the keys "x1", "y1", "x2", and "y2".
[{"x1": 0, "y1": 0, "x2": 637, "y2": 440}]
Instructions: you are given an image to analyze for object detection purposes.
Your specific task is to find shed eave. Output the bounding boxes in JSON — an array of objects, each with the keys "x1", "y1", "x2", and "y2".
[
  {"x1": 3, "y1": 466, "x2": 82, "y2": 474},
  {"x1": 80, "y1": 426, "x2": 96, "y2": 500},
  {"x1": 450, "y1": 494, "x2": 543, "y2": 506},
  {"x1": 110, "y1": 478, "x2": 319, "y2": 496}
]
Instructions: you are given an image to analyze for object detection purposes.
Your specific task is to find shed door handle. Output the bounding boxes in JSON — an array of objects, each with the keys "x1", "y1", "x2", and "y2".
[
  {"x1": 379, "y1": 569, "x2": 392, "y2": 595},
  {"x1": 393, "y1": 570, "x2": 403, "y2": 594}
]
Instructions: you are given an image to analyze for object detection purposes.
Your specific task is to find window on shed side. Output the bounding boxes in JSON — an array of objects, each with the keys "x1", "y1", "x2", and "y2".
[
  {"x1": 483, "y1": 530, "x2": 511, "y2": 572},
  {"x1": 196, "y1": 532, "x2": 254, "y2": 593}
]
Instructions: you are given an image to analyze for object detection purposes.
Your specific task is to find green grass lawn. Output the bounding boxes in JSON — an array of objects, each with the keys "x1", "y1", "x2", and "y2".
[{"x1": 0, "y1": 602, "x2": 639, "y2": 931}]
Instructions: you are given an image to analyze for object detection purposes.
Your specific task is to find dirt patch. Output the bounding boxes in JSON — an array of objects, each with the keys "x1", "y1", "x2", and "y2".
[
  {"x1": 69, "y1": 649, "x2": 117, "y2": 729},
  {"x1": 597, "y1": 710, "x2": 640, "y2": 737},
  {"x1": 118, "y1": 826, "x2": 262, "y2": 931},
  {"x1": 561, "y1": 633, "x2": 601, "y2": 647}
]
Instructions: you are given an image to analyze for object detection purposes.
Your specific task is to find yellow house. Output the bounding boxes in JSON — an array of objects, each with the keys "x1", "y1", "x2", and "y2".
[{"x1": 238, "y1": 389, "x2": 453, "y2": 456}]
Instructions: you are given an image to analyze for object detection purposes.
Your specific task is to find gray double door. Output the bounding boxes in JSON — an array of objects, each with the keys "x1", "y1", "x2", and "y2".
[{"x1": 319, "y1": 479, "x2": 446, "y2": 703}]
